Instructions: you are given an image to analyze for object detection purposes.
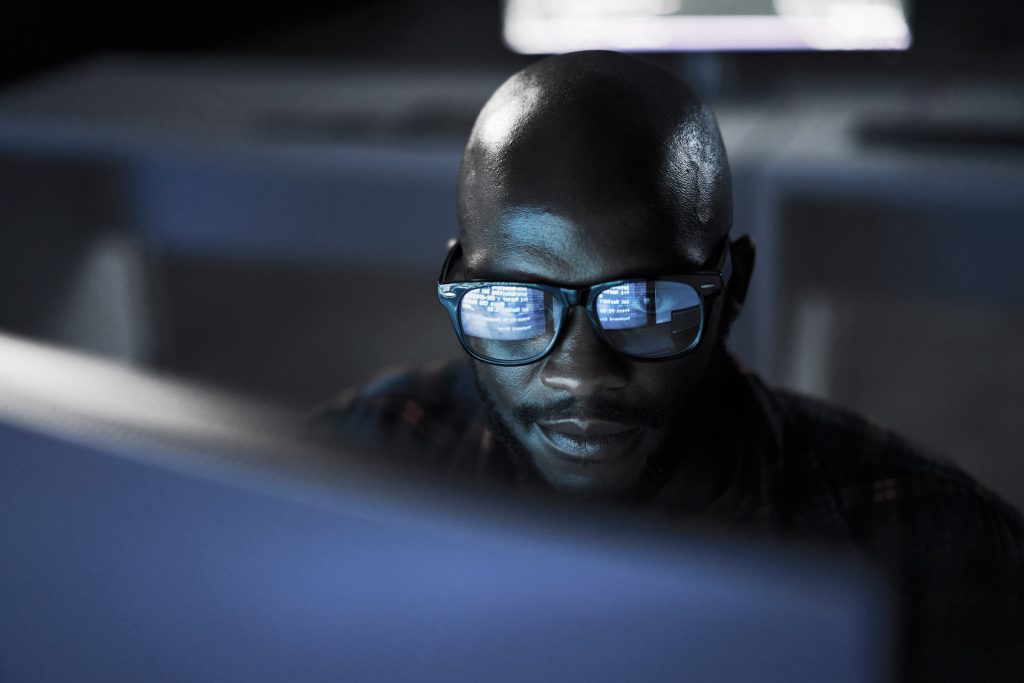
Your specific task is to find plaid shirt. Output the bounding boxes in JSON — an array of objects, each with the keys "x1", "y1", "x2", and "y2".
[{"x1": 313, "y1": 356, "x2": 1024, "y2": 681}]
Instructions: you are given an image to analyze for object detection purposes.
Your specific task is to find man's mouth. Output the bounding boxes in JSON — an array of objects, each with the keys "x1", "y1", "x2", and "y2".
[{"x1": 535, "y1": 417, "x2": 641, "y2": 462}]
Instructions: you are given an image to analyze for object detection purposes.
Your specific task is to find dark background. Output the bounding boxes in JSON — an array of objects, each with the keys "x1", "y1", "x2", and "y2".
[
  {"x1": 3, "y1": 0, "x2": 1024, "y2": 85},
  {"x1": 1, "y1": 0, "x2": 1022, "y2": 508}
]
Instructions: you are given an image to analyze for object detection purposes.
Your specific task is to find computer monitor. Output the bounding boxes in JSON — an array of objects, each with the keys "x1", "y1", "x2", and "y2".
[
  {"x1": 0, "y1": 333, "x2": 893, "y2": 682},
  {"x1": 503, "y1": 0, "x2": 913, "y2": 53}
]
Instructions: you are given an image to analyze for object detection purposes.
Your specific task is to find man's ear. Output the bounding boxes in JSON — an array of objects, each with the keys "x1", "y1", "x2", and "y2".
[{"x1": 722, "y1": 234, "x2": 755, "y2": 334}]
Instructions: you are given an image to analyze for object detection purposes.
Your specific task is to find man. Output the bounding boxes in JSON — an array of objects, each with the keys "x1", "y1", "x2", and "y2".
[{"x1": 316, "y1": 51, "x2": 1023, "y2": 679}]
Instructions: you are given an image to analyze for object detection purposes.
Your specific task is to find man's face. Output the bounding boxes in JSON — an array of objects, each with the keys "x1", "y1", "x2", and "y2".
[{"x1": 462, "y1": 201, "x2": 728, "y2": 500}]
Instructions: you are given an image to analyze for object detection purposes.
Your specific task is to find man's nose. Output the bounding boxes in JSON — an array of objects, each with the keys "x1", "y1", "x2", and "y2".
[{"x1": 540, "y1": 308, "x2": 629, "y2": 396}]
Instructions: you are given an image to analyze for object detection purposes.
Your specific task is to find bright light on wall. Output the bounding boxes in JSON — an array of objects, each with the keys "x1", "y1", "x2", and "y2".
[{"x1": 503, "y1": 0, "x2": 912, "y2": 53}]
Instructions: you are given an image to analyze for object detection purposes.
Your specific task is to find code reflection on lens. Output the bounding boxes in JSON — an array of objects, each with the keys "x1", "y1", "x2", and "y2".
[
  {"x1": 597, "y1": 282, "x2": 650, "y2": 330},
  {"x1": 461, "y1": 286, "x2": 547, "y2": 340}
]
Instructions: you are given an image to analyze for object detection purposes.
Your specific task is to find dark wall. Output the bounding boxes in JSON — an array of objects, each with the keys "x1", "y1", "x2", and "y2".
[
  {"x1": 3, "y1": 0, "x2": 1023, "y2": 85},
  {"x1": 0, "y1": 0, "x2": 519, "y2": 84}
]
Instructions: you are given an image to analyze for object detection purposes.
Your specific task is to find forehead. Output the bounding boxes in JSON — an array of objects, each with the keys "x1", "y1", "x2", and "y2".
[{"x1": 463, "y1": 205, "x2": 710, "y2": 286}]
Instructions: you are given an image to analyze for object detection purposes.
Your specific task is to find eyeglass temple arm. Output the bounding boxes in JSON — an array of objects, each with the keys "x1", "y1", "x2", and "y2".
[
  {"x1": 720, "y1": 240, "x2": 733, "y2": 288},
  {"x1": 438, "y1": 238, "x2": 461, "y2": 284}
]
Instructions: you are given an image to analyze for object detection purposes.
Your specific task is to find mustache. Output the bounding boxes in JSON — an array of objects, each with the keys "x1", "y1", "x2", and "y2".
[{"x1": 513, "y1": 396, "x2": 667, "y2": 429}]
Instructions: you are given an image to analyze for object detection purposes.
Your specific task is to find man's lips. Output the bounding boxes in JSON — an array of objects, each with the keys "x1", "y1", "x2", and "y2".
[
  {"x1": 538, "y1": 417, "x2": 635, "y2": 438},
  {"x1": 535, "y1": 417, "x2": 640, "y2": 461}
]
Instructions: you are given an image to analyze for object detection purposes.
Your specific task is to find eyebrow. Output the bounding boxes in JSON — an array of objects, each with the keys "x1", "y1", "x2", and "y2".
[
  {"x1": 464, "y1": 266, "x2": 555, "y2": 282},
  {"x1": 463, "y1": 259, "x2": 711, "y2": 286},
  {"x1": 464, "y1": 272, "x2": 574, "y2": 289},
  {"x1": 463, "y1": 246, "x2": 579, "y2": 284},
  {"x1": 462, "y1": 268, "x2": 686, "y2": 289},
  {"x1": 459, "y1": 243, "x2": 720, "y2": 285}
]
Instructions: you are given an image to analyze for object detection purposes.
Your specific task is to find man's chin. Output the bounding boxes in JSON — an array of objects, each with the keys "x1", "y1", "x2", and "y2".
[{"x1": 531, "y1": 463, "x2": 650, "y2": 501}]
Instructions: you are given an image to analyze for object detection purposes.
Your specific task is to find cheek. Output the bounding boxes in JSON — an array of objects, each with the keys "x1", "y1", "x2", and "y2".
[
  {"x1": 629, "y1": 356, "x2": 705, "y2": 404},
  {"x1": 628, "y1": 306, "x2": 725, "y2": 403},
  {"x1": 474, "y1": 363, "x2": 540, "y2": 407}
]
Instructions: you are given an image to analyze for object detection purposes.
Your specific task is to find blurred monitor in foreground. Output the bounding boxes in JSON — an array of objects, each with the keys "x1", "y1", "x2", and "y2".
[
  {"x1": 503, "y1": 0, "x2": 912, "y2": 53},
  {"x1": 0, "y1": 333, "x2": 891, "y2": 682}
]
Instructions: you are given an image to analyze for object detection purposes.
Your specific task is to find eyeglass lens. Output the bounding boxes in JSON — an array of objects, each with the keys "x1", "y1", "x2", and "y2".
[{"x1": 458, "y1": 280, "x2": 702, "y2": 362}]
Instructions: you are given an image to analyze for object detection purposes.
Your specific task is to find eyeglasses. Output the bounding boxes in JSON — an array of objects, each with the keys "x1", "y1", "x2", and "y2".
[{"x1": 437, "y1": 240, "x2": 732, "y2": 366}]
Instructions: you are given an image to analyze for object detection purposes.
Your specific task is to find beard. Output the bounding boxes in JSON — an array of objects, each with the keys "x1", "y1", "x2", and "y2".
[{"x1": 471, "y1": 340, "x2": 731, "y2": 505}]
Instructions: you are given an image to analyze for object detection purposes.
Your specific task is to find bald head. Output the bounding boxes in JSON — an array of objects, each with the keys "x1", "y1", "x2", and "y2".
[{"x1": 458, "y1": 50, "x2": 732, "y2": 275}]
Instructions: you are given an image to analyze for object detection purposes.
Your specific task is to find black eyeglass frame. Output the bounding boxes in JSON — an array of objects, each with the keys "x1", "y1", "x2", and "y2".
[{"x1": 436, "y1": 239, "x2": 733, "y2": 366}]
